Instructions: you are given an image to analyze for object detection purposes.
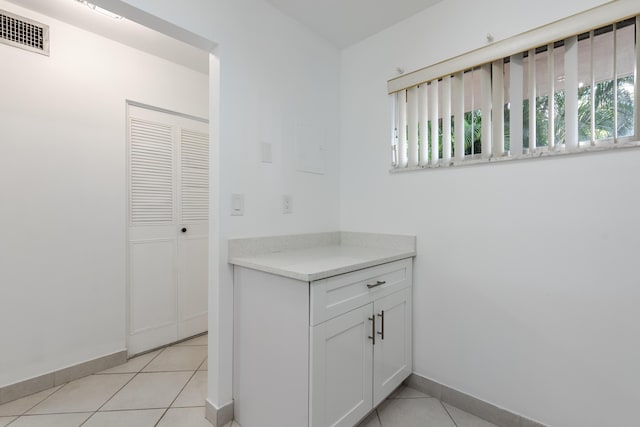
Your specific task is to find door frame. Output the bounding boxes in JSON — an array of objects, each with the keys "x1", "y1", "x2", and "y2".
[{"x1": 125, "y1": 100, "x2": 209, "y2": 355}]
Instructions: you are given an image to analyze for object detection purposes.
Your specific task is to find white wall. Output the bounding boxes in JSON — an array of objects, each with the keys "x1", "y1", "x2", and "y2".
[
  {"x1": 0, "y1": 1, "x2": 208, "y2": 388},
  {"x1": 50, "y1": 0, "x2": 342, "y2": 410},
  {"x1": 340, "y1": 1, "x2": 640, "y2": 426}
]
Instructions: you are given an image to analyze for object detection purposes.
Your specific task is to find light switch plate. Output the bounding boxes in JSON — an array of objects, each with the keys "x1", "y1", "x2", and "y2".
[{"x1": 231, "y1": 193, "x2": 244, "y2": 216}]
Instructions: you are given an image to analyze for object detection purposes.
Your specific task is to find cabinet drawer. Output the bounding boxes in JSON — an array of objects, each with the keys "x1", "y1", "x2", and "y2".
[{"x1": 310, "y1": 258, "x2": 412, "y2": 326}]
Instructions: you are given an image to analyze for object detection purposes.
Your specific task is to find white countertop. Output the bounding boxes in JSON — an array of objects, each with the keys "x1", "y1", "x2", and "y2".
[{"x1": 228, "y1": 243, "x2": 416, "y2": 281}]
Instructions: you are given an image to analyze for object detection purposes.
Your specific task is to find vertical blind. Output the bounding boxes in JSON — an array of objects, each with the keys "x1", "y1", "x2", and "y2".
[{"x1": 390, "y1": 13, "x2": 640, "y2": 169}]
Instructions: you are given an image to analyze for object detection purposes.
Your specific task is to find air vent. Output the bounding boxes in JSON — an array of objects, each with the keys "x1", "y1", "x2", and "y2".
[{"x1": 0, "y1": 9, "x2": 49, "y2": 56}]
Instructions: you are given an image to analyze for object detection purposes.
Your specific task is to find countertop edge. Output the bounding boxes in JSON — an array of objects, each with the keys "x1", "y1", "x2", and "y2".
[{"x1": 229, "y1": 250, "x2": 416, "y2": 282}]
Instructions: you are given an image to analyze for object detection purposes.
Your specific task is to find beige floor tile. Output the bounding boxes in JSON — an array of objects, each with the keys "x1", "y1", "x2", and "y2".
[
  {"x1": 83, "y1": 409, "x2": 165, "y2": 427},
  {"x1": 172, "y1": 371, "x2": 207, "y2": 408},
  {"x1": 175, "y1": 335, "x2": 208, "y2": 346},
  {"x1": 357, "y1": 411, "x2": 381, "y2": 427},
  {"x1": 0, "y1": 417, "x2": 16, "y2": 427},
  {"x1": 143, "y1": 347, "x2": 207, "y2": 372},
  {"x1": 101, "y1": 372, "x2": 192, "y2": 411},
  {"x1": 9, "y1": 412, "x2": 91, "y2": 426},
  {"x1": 156, "y1": 407, "x2": 212, "y2": 426},
  {"x1": 0, "y1": 386, "x2": 62, "y2": 416},
  {"x1": 198, "y1": 357, "x2": 208, "y2": 371},
  {"x1": 377, "y1": 397, "x2": 456, "y2": 427},
  {"x1": 27, "y1": 374, "x2": 133, "y2": 415},
  {"x1": 97, "y1": 350, "x2": 161, "y2": 374},
  {"x1": 443, "y1": 403, "x2": 498, "y2": 427},
  {"x1": 388, "y1": 385, "x2": 430, "y2": 399}
]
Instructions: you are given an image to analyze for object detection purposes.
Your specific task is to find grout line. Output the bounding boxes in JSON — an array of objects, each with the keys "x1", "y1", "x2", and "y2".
[
  {"x1": 440, "y1": 400, "x2": 459, "y2": 427},
  {"x1": 375, "y1": 408, "x2": 382, "y2": 426},
  {"x1": 13, "y1": 410, "x2": 101, "y2": 416},
  {"x1": 78, "y1": 356, "x2": 161, "y2": 427},
  {"x1": 5, "y1": 346, "x2": 204, "y2": 426},
  {"x1": 83, "y1": 347, "x2": 196, "y2": 426},
  {"x1": 7, "y1": 384, "x2": 65, "y2": 418},
  {"x1": 153, "y1": 368, "x2": 200, "y2": 427},
  {"x1": 389, "y1": 395, "x2": 435, "y2": 400}
]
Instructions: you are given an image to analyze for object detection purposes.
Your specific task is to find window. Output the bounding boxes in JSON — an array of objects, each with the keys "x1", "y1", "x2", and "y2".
[{"x1": 389, "y1": 6, "x2": 639, "y2": 170}]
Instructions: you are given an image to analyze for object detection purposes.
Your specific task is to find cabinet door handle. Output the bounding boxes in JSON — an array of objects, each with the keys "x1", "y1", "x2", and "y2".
[
  {"x1": 377, "y1": 310, "x2": 385, "y2": 340},
  {"x1": 368, "y1": 316, "x2": 376, "y2": 345},
  {"x1": 366, "y1": 280, "x2": 386, "y2": 289}
]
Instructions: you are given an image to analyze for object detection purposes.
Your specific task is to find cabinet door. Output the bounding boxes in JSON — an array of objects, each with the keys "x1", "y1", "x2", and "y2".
[
  {"x1": 373, "y1": 288, "x2": 412, "y2": 406},
  {"x1": 310, "y1": 304, "x2": 373, "y2": 427}
]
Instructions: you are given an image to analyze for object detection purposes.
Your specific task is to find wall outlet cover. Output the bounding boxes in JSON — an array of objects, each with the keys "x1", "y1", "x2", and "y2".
[{"x1": 282, "y1": 195, "x2": 293, "y2": 214}]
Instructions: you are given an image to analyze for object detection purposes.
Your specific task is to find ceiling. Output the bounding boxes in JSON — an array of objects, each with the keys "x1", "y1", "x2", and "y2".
[
  {"x1": 266, "y1": 0, "x2": 445, "y2": 48},
  {"x1": 6, "y1": 0, "x2": 209, "y2": 73},
  {"x1": 7, "y1": 0, "x2": 445, "y2": 67}
]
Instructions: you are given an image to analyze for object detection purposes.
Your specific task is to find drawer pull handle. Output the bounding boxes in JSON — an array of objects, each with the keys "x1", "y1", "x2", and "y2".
[
  {"x1": 368, "y1": 316, "x2": 376, "y2": 345},
  {"x1": 367, "y1": 280, "x2": 386, "y2": 289},
  {"x1": 377, "y1": 310, "x2": 385, "y2": 340}
]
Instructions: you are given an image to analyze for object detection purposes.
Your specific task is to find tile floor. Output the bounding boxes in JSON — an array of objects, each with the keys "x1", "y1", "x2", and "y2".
[
  {"x1": 0, "y1": 334, "x2": 496, "y2": 427},
  {"x1": 356, "y1": 387, "x2": 497, "y2": 427}
]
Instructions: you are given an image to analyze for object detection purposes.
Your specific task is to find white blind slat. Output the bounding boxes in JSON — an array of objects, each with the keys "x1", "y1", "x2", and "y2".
[
  {"x1": 453, "y1": 72, "x2": 465, "y2": 161},
  {"x1": 407, "y1": 86, "x2": 419, "y2": 167},
  {"x1": 398, "y1": 90, "x2": 407, "y2": 167},
  {"x1": 481, "y1": 63, "x2": 492, "y2": 159},
  {"x1": 418, "y1": 84, "x2": 429, "y2": 166},
  {"x1": 492, "y1": 60, "x2": 505, "y2": 157},
  {"x1": 510, "y1": 53, "x2": 524, "y2": 156},
  {"x1": 430, "y1": 81, "x2": 439, "y2": 165},
  {"x1": 442, "y1": 77, "x2": 452, "y2": 162},
  {"x1": 528, "y1": 49, "x2": 537, "y2": 152},
  {"x1": 548, "y1": 43, "x2": 556, "y2": 149},
  {"x1": 391, "y1": 93, "x2": 398, "y2": 166},
  {"x1": 565, "y1": 36, "x2": 579, "y2": 150}
]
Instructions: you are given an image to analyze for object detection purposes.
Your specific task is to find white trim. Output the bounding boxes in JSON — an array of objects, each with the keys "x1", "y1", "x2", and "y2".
[
  {"x1": 389, "y1": 139, "x2": 640, "y2": 173},
  {"x1": 126, "y1": 100, "x2": 209, "y2": 123},
  {"x1": 387, "y1": 0, "x2": 639, "y2": 94}
]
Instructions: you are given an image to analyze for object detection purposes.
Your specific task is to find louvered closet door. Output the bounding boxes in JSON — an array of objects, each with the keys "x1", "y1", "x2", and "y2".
[
  {"x1": 127, "y1": 105, "x2": 209, "y2": 355},
  {"x1": 177, "y1": 128, "x2": 209, "y2": 339}
]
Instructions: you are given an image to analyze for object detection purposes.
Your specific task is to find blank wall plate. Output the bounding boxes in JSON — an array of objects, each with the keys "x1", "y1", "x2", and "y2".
[{"x1": 261, "y1": 141, "x2": 272, "y2": 163}]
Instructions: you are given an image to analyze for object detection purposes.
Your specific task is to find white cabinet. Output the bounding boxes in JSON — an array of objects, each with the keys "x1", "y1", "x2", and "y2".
[
  {"x1": 310, "y1": 304, "x2": 374, "y2": 427},
  {"x1": 233, "y1": 257, "x2": 413, "y2": 427},
  {"x1": 310, "y1": 287, "x2": 412, "y2": 426},
  {"x1": 372, "y1": 288, "x2": 412, "y2": 406}
]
